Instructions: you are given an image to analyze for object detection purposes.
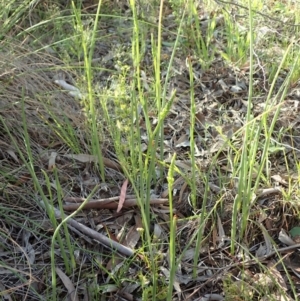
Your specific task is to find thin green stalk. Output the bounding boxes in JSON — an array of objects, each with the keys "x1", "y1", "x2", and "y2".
[
  {"x1": 187, "y1": 0, "x2": 215, "y2": 68},
  {"x1": 231, "y1": 0, "x2": 255, "y2": 252},
  {"x1": 41, "y1": 169, "x2": 56, "y2": 223},
  {"x1": 187, "y1": 36, "x2": 210, "y2": 276},
  {"x1": 0, "y1": 0, "x2": 34, "y2": 40},
  {"x1": 71, "y1": 0, "x2": 105, "y2": 181},
  {"x1": 21, "y1": 98, "x2": 73, "y2": 275},
  {"x1": 161, "y1": 4, "x2": 187, "y2": 99},
  {"x1": 240, "y1": 42, "x2": 295, "y2": 241},
  {"x1": 187, "y1": 56, "x2": 197, "y2": 210},
  {"x1": 40, "y1": 170, "x2": 71, "y2": 275},
  {"x1": 129, "y1": 1, "x2": 157, "y2": 298},
  {"x1": 240, "y1": 125, "x2": 260, "y2": 234},
  {"x1": 192, "y1": 175, "x2": 209, "y2": 278},
  {"x1": 129, "y1": 0, "x2": 152, "y2": 230},
  {"x1": 19, "y1": 95, "x2": 72, "y2": 274},
  {"x1": 0, "y1": 94, "x2": 74, "y2": 299},
  {"x1": 156, "y1": 0, "x2": 164, "y2": 179},
  {"x1": 54, "y1": 167, "x2": 76, "y2": 270},
  {"x1": 40, "y1": 110, "x2": 81, "y2": 153},
  {"x1": 49, "y1": 184, "x2": 100, "y2": 301},
  {"x1": 254, "y1": 44, "x2": 296, "y2": 192},
  {"x1": 166, "y1": 154, "x2": 176, "y2": 301}
]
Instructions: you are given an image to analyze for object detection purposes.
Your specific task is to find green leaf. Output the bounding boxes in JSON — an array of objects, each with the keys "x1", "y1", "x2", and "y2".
[{"x1": 289, "y1": 227, "x2": 300, "y2": 238}]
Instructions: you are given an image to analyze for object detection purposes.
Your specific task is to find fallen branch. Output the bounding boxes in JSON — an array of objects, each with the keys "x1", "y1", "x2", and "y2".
[
  {"x1": 39, "y1": 201, "x2": 134, "y2": 257},
  {"x1": 63, "y1": 197, "x2": 168, "y2": 211}
]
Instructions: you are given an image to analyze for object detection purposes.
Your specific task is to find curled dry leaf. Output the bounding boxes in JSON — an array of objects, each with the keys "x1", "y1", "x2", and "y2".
[
  {"x1": 153, "y1": 223, "x2": 163, "y2": 242},
  {"x1": 218, "y1": 79, "x2": 229, "y2": 92},
  {"x1": 6, "y1": 148, "x2": 19, "y2": 163},
  {"x1": 0, "y1": 140, "x2": 19, "y2": 163},
  {"x1": 160, "y1": 266, "x2": 182, "y2": 293},
  {"x1": 54, "y1": 79, "x2": 83, "y2": 99},
  {"x1": 278, "y1": 228, "x2": 296, "y2": 246},
  {"x1": 123, "y1": 225, "x2": 141, "y2": 249},
  {"x1": 26, "y1": 243, "x2": 35, "y2": 265},
  {"x1": 217, "y1": 214, "x2": 226, "y2": 248},
  {"x1": 55, "y1": 267, "x2": 79, "y2": 301},
  {"x1": 63, "y1": 153, "x2": 122, "y2": 171},
  {"x1": 119, "y1": 214, "x2": 142, "y2": 249},
  {"x1": 106, "y1": 257, "x2": 124, "y2": 274},
  {"x1": 48, "y1": 151, "x2": 57, "y2": 170},
  {"x1": 175, "y1": 133, "x2": 190, "y2": 148},
  {"x1": 195, "y1": 294, "x2": 224, "y2": 301},
  {"x1": 161, "y1": 176, "x2": 185, "y2": 198},
  {"x1": 271, "y1": 174, "x2": 288, "y2": 186},
  {"x1": 178, "y1": 180, "x2": 188, "y2": 203},
  {"x1": 256, "y1": 223, "x2": 273, "y2": 257}
]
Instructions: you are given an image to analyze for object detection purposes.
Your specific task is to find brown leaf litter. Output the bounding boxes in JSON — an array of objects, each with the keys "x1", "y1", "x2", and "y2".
[{"x1": 1, "y1": 1, "x2": 300, "y2": 300}]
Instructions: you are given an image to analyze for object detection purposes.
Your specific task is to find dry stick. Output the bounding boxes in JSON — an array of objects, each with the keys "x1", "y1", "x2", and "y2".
[
  {"x1": 41, "y1": 202, "x2": 134, "y2": 257},
  {"x1": 63, "y1": 198, "x2": 168, "y2": 211},
  {"x1": 62, "y1": 214, "x2": 134, "y2": 256},
  {"x1": 65, "y1": 195, "x2": 137, "y2": 203}
]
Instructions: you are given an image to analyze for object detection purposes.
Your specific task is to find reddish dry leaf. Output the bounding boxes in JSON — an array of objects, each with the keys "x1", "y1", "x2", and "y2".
[{"x1": 117, "y1": 179, "x2": 128, "y2": 213}]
